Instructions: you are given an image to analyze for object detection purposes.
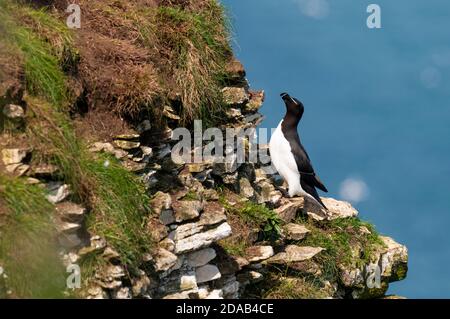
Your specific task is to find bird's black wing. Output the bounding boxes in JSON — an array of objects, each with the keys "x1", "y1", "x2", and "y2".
[
  {"x1": 282, "y1": 128, "x2": 328, "y2": 193},
  {"x1": 300, "y1": 177, "x2": 327, "y2": 209}
]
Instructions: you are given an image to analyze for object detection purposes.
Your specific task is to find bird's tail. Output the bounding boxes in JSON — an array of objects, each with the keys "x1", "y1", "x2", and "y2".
[
  {"x1": 313, "y1": 174, "x2": 328, "y2": 193},
  {"x1": 305, "y1": 185, "x2": 328, "y2": 210},
  {"x1": 301, "y1": 178, "x2": 328, "y2": 210},
  {"x1": 315, "y1": 196, "x2": 328, "y2": 211}
]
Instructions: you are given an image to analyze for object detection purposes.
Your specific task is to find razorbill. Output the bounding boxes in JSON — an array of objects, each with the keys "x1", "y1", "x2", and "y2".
[{"x1": 269, "y1": 93, "x2": 328, "y2": 209}]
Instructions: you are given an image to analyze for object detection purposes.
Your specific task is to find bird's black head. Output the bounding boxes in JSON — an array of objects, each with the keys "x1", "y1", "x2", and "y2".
[{"x1": 280, "y1": 92, "x2": 304, "y2": 120}]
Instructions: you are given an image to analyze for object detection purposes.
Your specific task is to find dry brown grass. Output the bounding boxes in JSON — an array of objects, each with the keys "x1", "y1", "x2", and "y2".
[
  {"x1": 158, "y1": 0, "x2": 213, "y2": 11},
  {"x1": 68, "y1": 0, "x2": 232, "y2": 127},
  {"x1": 3, "y1": 0, "x2": 233, "y2": 134},
  {"x1": 63, "y1": 0, "x2": 163, "y2": 125},
  {"x1": 73, "y1": 110, "x2": 134, "y2": 144},
  {"x1": 77, "y1": 31, "x2": 161, "y2": 119},
  {"x1": 0, "y1": 41, "x2": 24, "y2": 102}
]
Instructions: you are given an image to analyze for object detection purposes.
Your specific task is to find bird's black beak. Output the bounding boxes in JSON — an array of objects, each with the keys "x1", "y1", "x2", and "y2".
[{"x1": 281, "y1": 92, "x2": 301, "y2": 107}]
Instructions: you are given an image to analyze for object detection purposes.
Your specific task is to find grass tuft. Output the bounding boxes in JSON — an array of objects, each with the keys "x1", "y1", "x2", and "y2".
[
  {"x1": 243, "y1": 269, "x2": 329, "y2": 299},
  {"x1": 84, "y1": 154, "x2": 153, "y2": 268},
  {"x1": 16, "y1": 5, "x2": 78, "y2": 69},
  {"x1": 26, "y1": 96, "x2": 94, "y2": 200},
  {"x1": 219, "y1": 192, "x2": 282, "y2": 256},
  {"x1": 262, "y1": 275, "x2": 329, "y2": 299},
  {"x1": 153, "y1": 1, "x2": 232, "y2": 125},
  {"x1": 0, "y1": 174, "x2": 66, "y2": 298},
  {"x1": 238, "y1": 201, "x2": 282, "y2": 240},
  {"x1": 220, "y1": 194, "x2": 282, "y2": 240},
  {"x1": 0, "y1": 0, "x2": 74, "y2": 106}
]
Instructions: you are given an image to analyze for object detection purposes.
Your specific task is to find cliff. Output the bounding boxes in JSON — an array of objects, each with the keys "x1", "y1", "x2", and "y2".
[{"x1": 0, "y1": 0, "x2": 407, "y2": 299}]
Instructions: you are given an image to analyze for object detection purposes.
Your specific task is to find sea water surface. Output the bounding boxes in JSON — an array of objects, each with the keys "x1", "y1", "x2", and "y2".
[{"x1": 221, "y1": 0, "x2": 450, "y2": 298}]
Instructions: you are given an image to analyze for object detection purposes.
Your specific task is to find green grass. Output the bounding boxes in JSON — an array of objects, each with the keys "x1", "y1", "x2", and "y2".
[
  {"x1": 84, "y1": 154, "x2": 153, "y2": 268},
  {"x1": 26, "y1": 97, "x2": 154, "y2": 287},
  {"x1": 219, "y1": 238, "x2": 248, "y2": 257},
  {"x1": 156, "y1": 4, "x2": 231, "y2": 60},
  {"x1": 218, "y1": 192, "x2": 282, "y2": 257},
  {"x1": 0, "y1": 0, "x2": 155, "y2": 292},
  {"x1": 15, "y1": 5, "x2": 78, "y2": 70},
  {"x1": 20, "y1": 30, "x2": 67, "y2": 106},
  {"x1": 76, "y1": 248, "x2": 108, "y2": 291},
  {"x1": 0, "y1": 175, "x2": 66, "y2": 298},
  {"x1": 241, "y1": 214, "x2": 386, "y2": 298},
  {"x1": 330, "y1": 217, "x2": 385, "y2": 264},
  {"x1": 237, "y1": 201, "x2": 282, "y2": 240},
  {"x1": 243, "y1": 269, "x2": 329, "y2": 299},
  {"x1": 154, "y1": 1, "x2": 232, "y2": 125},
  {"x1": 296, "y1": 216, "x2": 386, "y2": 282},
  {"x1": 182, "y1": 190, "x2": 201, "y2": 201},
  {"x1": 220, "y1": 194, "x2": 282, "y2": 241},
  {"x1": 28, "y1": 96, "x2": 151, "y2": 267},
  {"x1": 26, "y1": 96, "x2": 93, "y2": 200},
  {"x1": 262, "y1": 276, "x2": 329, "y2": 299},
  {"x1": 28, "y1": 99, "x2": 154, "y2": 288},
  {"x1": 0, "y1": 0, "x2": 75, "y2": 107}
]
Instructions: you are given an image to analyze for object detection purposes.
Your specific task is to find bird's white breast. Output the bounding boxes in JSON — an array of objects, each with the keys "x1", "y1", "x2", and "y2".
[{"x1": 269, "y1": 121, "x2": 304, "y2": 197}]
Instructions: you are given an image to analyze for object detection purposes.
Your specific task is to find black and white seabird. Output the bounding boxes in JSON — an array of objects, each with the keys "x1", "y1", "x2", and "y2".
[{"x1": 269, "y1": 93, "x2": 328, "y2": 209}]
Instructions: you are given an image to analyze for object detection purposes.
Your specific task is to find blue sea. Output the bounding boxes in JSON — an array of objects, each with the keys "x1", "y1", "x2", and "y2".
[{"x1": 221, "y1": 0, "x2": 450, "y2": 298}]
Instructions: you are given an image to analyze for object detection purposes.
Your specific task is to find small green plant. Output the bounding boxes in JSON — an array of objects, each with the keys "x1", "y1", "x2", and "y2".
[
  {"x1": 219, "y1": 191, "x2": 282, "y2": 242},
  {"x1": 239, "y1": 201, "x2": 282, "y2": 240},
  {"x1": 218, "y1": 192, "x2": 261, "y2": 255},
  {"x1": 219, "y1": 239, "x2": 248, "y2": 257},
  {"x1": 182, "y1": 190, "x2": 201, "y2": 201}
]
